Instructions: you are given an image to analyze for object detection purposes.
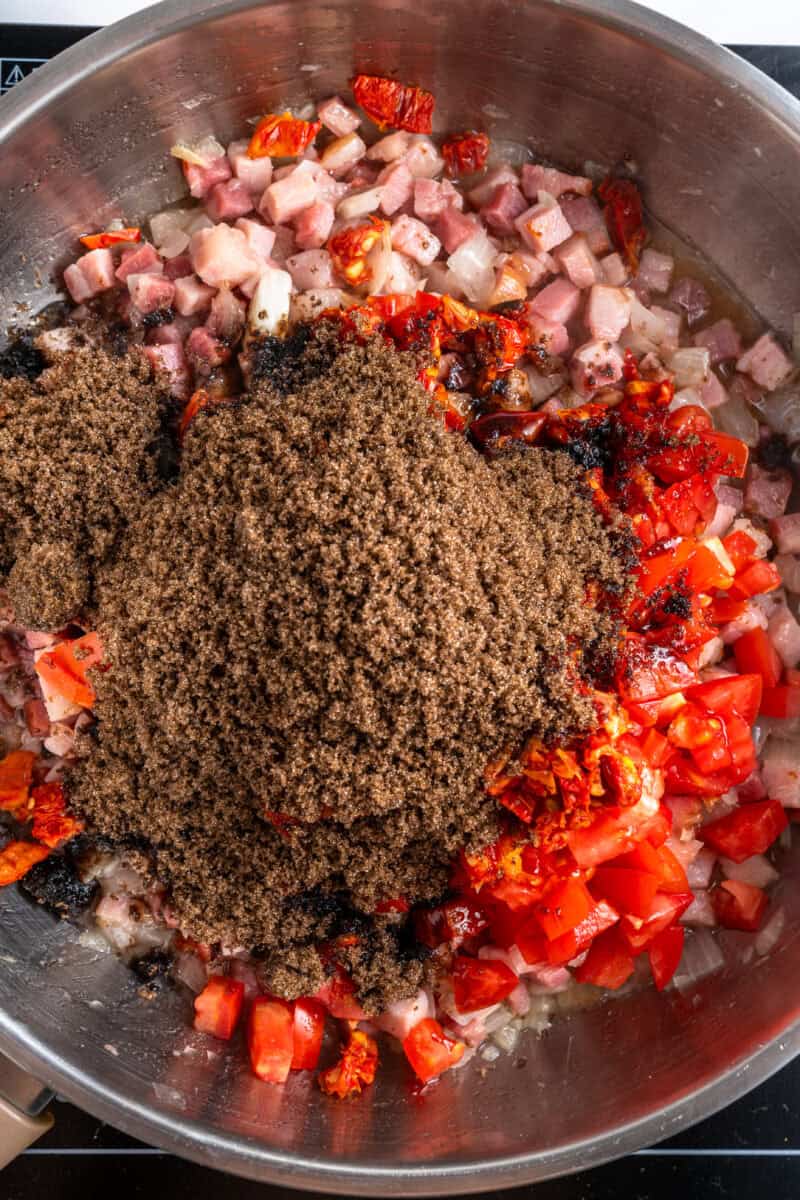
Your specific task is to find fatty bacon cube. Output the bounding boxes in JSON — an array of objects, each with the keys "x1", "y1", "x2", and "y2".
[
  {"x1": 63, "y1": 248, "x2": 116, "y2": 303},
  {"x1": 515, "y1": 199, "x2": 572, "y2": 254}
]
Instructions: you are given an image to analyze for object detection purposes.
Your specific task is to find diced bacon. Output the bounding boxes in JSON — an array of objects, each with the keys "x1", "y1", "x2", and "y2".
[
  {"x1": 435, "y1": 206, "x2": 478, "y2": 255},
  {"x1": 637, "y1": 248, "x2": 674, "y2": 294},
  {"x1": 414, "y1": 178, "x2": 458, "y2": 223},
  {"x1": 468, "y1": 164, "x2": 518, "y2": 209},
  {"x1": 526, "y1": 312, "x2": 569, "y2": 357},
  {"x1": 185, "y1": 325, "x2": 229, "y2": 374},
  {"x1": 520, "y1": 163, "x2": 592, "y2": 200},
  {"x1": 226, "y1": 139, "x2": 273, "y2": 194},
  {"x1": 570, "y1": 339, "x2": 624, "y2": 394},
  {"x1": 290, "y1": 288, "x2": 345, "y2": 323},
  {"x1": 585, "y1": 284, "x2": 631, "y2": 342},
  {"x1": 693, "y1": 318, "x2": 742, "y2": 365},
  {"x1": 147, "y1": 322, "x2": 186, "y2": 346},
  {"x1": 306, "y1": 163, "x2": 346, "y2": 205},
  {"x1": 268, "y1": 225, "x2": 296, "y2": 264},
  {"x1": 343, "y1": 162, "x2": 380, "y2": 193},
  {"x1": 559, "y1": 194, "x2": 605, "y2": 236},
  {"x1": 366, "y1": 131, "x2": 412, "y2": 163},
  {"x1": 701, "y1": 370, "x2": 728, "y2": 410},
  {"x1": 317, "y1": 95, "x2": 360, "y2": 138},
  {"x1": 293, "y1": 200, "x2": 335, "y2": 250},
  {"x1": 64, "y1": 247, "x2": 116, "y2": 302},
  {"x1": 142, "y1": 342, "x2": 191, "y2": 398},
  {"x1": 190, "y1": 224, "x2": 260, "y2": 288},
  {"x1": 768, "y1": 604, "x2": 800, "y2": 668},
  {"x1": 770, "y1": 513, "x2": 800, "y2": 555},
  {"x1": 234, "y1": 218, "x2": 277, "y2": 262},
  {"x1": 404, "y1": 137, "x2": 445, "y2": 179},
  {"x1": 668, "y1": 276, "x2": 711, "y2": 327},
  {"x1": 600, "y1": 252, "x2": 628, "y2": 287},
  {"x1": 163, "y1": 254, "x2": 194, "y2": 280},
  {"x1": 650, "y1": 305, "x2": 681, "y2": 353},
  {"x1": 530, "y1": 277, "x2": 582, "y2": 324},
  {"x1": 555, "y1": 233, "x2": 600, "y2": 290},
  {"x1": 285, "y1": 249, "x2": 335, "y2": 291},
  {"x1": 737, "y1": 332, "x2": 793, "y2": 392},
  {"x1": 776, "y1": 553, "x2": 800, "y2": 594},
  {"x1": 481, "y1": 183, "x2": 528, "y2": 235},
  {"x1": 391, "y1": 214, "x2": 442, "y2": 265},
  {"x1": 744, "y1": 462, "x2": 792, "y2": 520},
  {"x1": 259, "y1": 161, "x2": 318, "y2": 225},
  {"x1": 515, "y1": 201, "x2": 572, "y2": 254},
  {"x1": 205, "y1": 178, "x2": 254, "y2": 221},
  {"x1": 128, "y1": 273, "x2": 175, "y2": 315},
  {"x1": 337, "y1": 186, "x2": 383, "y2": 223},
  {"x1": 383, "y1": 250, "x2": 420, "y2": 294},
  {"x1": 762, "y1": 739, "x2": 800, "y2": 807},
  {"x1": 206, "y1": 287, "x2": 246, "y2": 341},
  {"x1": 182, "y1": 155, "x2": 232, "y2": 200},
  {"x1": 115, "y1": 243, "x2": 162, "y2": 283},
  {"x1": 506, "y1": 250, "x2": 549, "y2": 289},
  {"x1": 377, "y1": 161, "x2": 414, "y2": 216},
  {"x1": 320, "y1": 132, "x2": 367, "y2": 178}
]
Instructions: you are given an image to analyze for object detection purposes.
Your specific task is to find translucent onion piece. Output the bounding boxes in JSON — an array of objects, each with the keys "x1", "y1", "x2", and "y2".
[{"x1": 170, "y1": 134, "x2": 226, "y2": 167}]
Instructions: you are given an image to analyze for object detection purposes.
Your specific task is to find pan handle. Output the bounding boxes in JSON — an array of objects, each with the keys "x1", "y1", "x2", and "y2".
[{"x1": 0, "y1": 1053, "x2": 54, "y2": 1169}]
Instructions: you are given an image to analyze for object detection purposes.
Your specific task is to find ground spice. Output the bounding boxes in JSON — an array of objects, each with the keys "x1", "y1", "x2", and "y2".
[{"x1": 2, "y1": 330, "x2": 632, "y2": 1009}]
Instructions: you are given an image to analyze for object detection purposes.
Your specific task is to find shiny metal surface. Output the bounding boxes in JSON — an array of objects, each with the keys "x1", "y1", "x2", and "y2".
[{"x1": 1, "y1": 0, "x2": 800, "y2": 1190}]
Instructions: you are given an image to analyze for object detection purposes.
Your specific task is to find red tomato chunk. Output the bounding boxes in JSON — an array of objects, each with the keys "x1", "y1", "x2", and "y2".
[{"x1": 193, "y1": 976, "x2": 245, "y2": 1040}]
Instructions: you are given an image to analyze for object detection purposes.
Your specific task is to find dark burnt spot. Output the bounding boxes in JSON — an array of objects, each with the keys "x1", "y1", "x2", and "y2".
[
  {"x1": 662, "y1": 587, "x2": 692, "y2": 618},
  {"x1": 131, "y1": 947, "x2": 172, "y2": 984},
  {"x1": 20, "y1": 854, "x2": 99, "y2": 917},
  {"x1": 249, "y1": 324, "x2": 313, "y2": 395},
  {"x1": 0, "y1": 334, "x2": 46, "y2": 382},
  {"x1": 758, "y1": 433, "x2": 792, "y2": 472},
  {"x1": 142, "y1": 307, "x2": 175, "y2": 329}
]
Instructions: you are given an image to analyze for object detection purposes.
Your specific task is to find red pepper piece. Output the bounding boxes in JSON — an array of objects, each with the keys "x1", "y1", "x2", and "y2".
[
  {"x1": 532, "y1": 876, "x2": 594, "y2": 940},
  {"x1": 442, "y1": 131, "x2": 490, "y2": 177},
  {"x1": 732, "y1": 627, "x2": 782, "y2": 688},
  {"x1": 468, "y1": 411, "x2": 546, "y2": 455},
  {"x1": 699, "y1": 799, "x2": 787, "y2": 863},
  {"x1": 291, "y1": 998, "x2": 326, "y2": 1070},
  {"x1": 451, "y1": 955, "x2": 518, "y2": 1011},
  {"x1": 711, "y1": 879, "x2": 769, "y2": 932},
  {"x1": 574, "y1": 927, "x2": 636, "y2": 990},
  {"x1": 403, "y1": 1018, "x2": 465, "y2": 1083},
  {"x1": 318, "y1": 1027, "x2": 378, "y2": 1098},
  {"x1": 247, "y1": 111, "x2": 321, "y2": 159},
  {"x1": 760, "y1": 684, "x2": 800, "y2": 719},
  {"x1": 597, "y1": 177, "x2": 646, "y2": 270},
  {"x1": 248, "y1": 997, "x2": 294, "y2": 1082},
  {"x1": 194, "y1": 975, "x2": 245, "y2": 1040},
  {"x1": 351, "y1": 74, "x2": 434, "y2": 133},
  {"x1": 79, "y1": 227, "x2": 141, "y2": 250},
  {"x1": 648, "y1": 924, "x2": 685, "y2": 990}
]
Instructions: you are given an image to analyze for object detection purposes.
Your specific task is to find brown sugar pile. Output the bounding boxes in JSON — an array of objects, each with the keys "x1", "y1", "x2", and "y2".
[
  {"x1": 0, "y1": 347, "x2": 168, "y2": 629},
  {"x1": 63, "y1": 332, "x2": 630, "y2": 1006}
]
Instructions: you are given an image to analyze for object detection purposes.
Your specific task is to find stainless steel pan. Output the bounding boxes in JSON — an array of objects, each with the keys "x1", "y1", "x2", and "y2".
[{"x1": 1, "y1": 0, "x2": 800, "y2": 1190}]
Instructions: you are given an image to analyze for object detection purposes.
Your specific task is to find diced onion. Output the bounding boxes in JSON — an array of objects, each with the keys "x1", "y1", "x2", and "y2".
[
  {"x1": 247, "y1": 267, "x2": 292, "y2": 337},
  {"x1": 629, "y1": 296, "x2": 667, "y2": 346},
  {"x1": 720, "y1": 854, "x2": 778, "y2": 888},
  {"x1": 487, "y1": 139, "x2": 532, "y2": 168},
  {"x1": 755, "y1": 907, "x2": 785, "y2": 957},
  {"x1": 170, "y1": 134, "x2": 226, "y2": 167},
  {"x1": 447, "y1": 232, "x2": 496, "y2": 305},
  {"x1": 751, "y1": 383, "x2": 800, "y2": 441},
  {"x1": 715, "y1": 390, "x2": 760, "y2": 446},
  {"x1": 673, "y1": 929, "x2": 724, "y2": 990},
  {"x1": 524, "y1": 365, "x2": 565, "y2": 406},
  {"x1": 491, "y1": 1023, "x2": 521, "y2": 1052},
  {"x1": 150, "y1": 209, "x2": 192, "y2": 258}
]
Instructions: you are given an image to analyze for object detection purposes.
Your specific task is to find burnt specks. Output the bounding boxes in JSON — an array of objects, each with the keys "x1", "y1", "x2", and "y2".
[
  {"x1": 20, "y1": 854, "x2": 99, "y2": 917},
  {"x1": 142, "y1": 307, "x2": 175, "y2": 329},
  {"x1": 249, "y1": 323, "x2": 313, "y2": 395},
  {"x1": 0, "y1": 334, "x2": 45, "y2": 382},
  {"x1": 758, "y1": 432, "x2": 792, "y2": 472}
]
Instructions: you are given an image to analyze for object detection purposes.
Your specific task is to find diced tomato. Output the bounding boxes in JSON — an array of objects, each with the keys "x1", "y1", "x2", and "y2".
[
  {"x1": 664, "y1": 755, "x2": 731, "y2": 797},
  {"x1": 544, "y1": 900, "x2": 620, "y2": 965},
  {"x1": 660, "y1": 473, "x2": 717, "y2": 537},
  {"x1": 0, "y1": 840, "x2": 49, "y2": 886},
  {"x1": 30, "y1": 782, "x2": 82, "y2": 848},
  {"x1": 193, "y1": 975, "x2": 245, "y2": 1040},
  {"x1": 590, "y1": 866, "x2": 660, "y2": 919},
  {"x1": 247, "y1": 111, "x2": 321, "y2": 158},
  {"x1": 451, "y1": 955, "x2": 518, "y2": 1012},
  {"x1": 644, "y1": 805, "x2": 673, "y2": 847},
  {"x1": 665, "y1": 405, "x2": 714, "y2": 437},
  {"x1": 709, "y1": 595, "x2": 747, "y2": 624},
  {"x1": 34, "y1": 632, "x2": 103, "y2": 710},
  {"x1": 722, "y1": 530, "x2": 758, "y2": 573},
  {"x1": 649, "y1": 431, "x2": 748, "y2": 484},
  {"x1": 655, "y1": 845, "x2": 690, "y2": 894},
  {"x1": 700, "y1": 799, "x2": 787, "y2": 862},
  {"x1": 574, "y1": 928, "x2": 635, "y2": 989},
  {"x1": 318, "y1": 1028, "x2": 378, "y2": 1098},
  {"x1": 618, "y1": 891, "x2": 693, "y2": 953},
  {"x1": 403, "y1": 1018, "x2": 465, "y2": 1083},
  {"x1": 291, "y1": 998, "x2": 326, "y2": 1071},
  {"x1": 514, "y1": 918, "x2": 548, "y2": 965},
  {"x1": 732, "y1": 627, "x2": 782, "y2": 688},
  {"x1": 760, "y1": 684, "x2": 800, "y2": 719},
  {"x1": 532, "y1": 877, "x2": 594, "y2": 940},
  {"x1": 711, "y1": 879, "x2": 769, "y2": 932},
  {"x1": 730, "y1": 559, "x2": 782, "y2": 600},
  {"x1": 351, "y1": 74, "x2": 434, "y2": 133},
  {"x1": 616, "y1": 635, "x2": 696, "y2": 703},
  {"x1": 723, "y1": 712, "x2": 758, "y2": 784},
  {"x1": 248, "y1": 997, "x2": 294, "y2": 1083},
  {"x1": 638, "y1": 727, "x2": 671, "y2": 768},
  {"x1": 686, "y1": 543, "x2": 734, "y2": 593},
  {"x1": 79, "y1": 226, "x2": 141, "y2": 250},
  {"x1": 314, "y1": 971, "x2": 367, "y2": 1020},
  {"x1": 637, "y1": 538, "x2": 695, "y2": 598},
  {"x1": 688, "y1": 673, "x2": 763, "y2": 727},
  {"x1": 612, "y1": 839, "x2": 663, "y2": 877},
  {"x1": 568, "y1": 807, "x2": 648, "y2": 869},
  {"x1": 0, "y1": 749, "x2": 36, "y2": 814},
  {"x1": 648, "y1": 924, "x2": 685, "y2": 990},
  {"x1": 441, "y1": 131, "x2": 490, "y2": 177},
  {"x1": 598, "y1": 177, "x2": 646, "y2": 271}
]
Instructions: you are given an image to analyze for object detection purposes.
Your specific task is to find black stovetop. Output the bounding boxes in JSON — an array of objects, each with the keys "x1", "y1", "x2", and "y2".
[{"x1": 1, "y1": 27, "x2": 800, "y2": 1200}]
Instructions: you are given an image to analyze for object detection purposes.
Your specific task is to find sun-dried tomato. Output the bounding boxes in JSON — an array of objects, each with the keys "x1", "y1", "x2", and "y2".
[
  {"x1": 598, "y1": 176, "x2": 646, "y2": 271},
  {"x1": 351, "y1": 74, "x2": 434, "y2": 133},
  {"x1": 31, "y1": 783, "x2": 83, "y2": 849},
  {"x1": 0, "y1": 841, "x2": 49, "y2": 887},
  {"x1": 327, "y1": 217, "x2": 387, "y2": 286},
  {"x1": 79, "y1": 227, "x2": 141, "y2": 250},
  {"x1": 441, "y1": 131, "x2": 490, "y2": 177},
  {"x1": 247, "y1": 111, "x2": 321, "y2": 159},
  {"x1": 318, "y1": 1027, "x2": 378, "y2": 1098}
]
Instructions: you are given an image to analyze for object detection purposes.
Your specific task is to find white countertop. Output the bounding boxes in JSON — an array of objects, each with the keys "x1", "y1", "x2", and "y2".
[{"x1": 1, "y1": 0, "x2": 798, "y2": 42}]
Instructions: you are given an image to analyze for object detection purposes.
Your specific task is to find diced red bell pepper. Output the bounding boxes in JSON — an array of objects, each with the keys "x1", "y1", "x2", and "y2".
[
  {"x1": 351, "y1": 74, "x2": 434, "y2": 133},
  {"x1": 760, "y1": 684, "x2": 800, "y2": 719},
  {"x1": 34, "y1": 632, "x2": 103, "y2": 709},
  {"x1": 688, "y1": 673, "x2": 763, "y2": 727},
  {"x1": 0, "y1": 749, "x2": 36, "y2": 814},
  {"x1": 722, "y1": 530, "x2": 758, "y2": 573},
  {"x1": 248, "y1": 998, "x2": 294, "y2": 1083},
  {"x1": 80, "y1": 226, "x2": 141, "y2": 250},
  {"x1": 403, "y1": 1018, "x2": 465, "y2": 1083},
  {"x1": 318, "y1": 1028, "x2": 378, "y2": 1098},
  {"x1": 590, "y1": 866, "x2": 660, "y2": 919},
  {"x1": 452, "y1": 955, "x2": 518, "y2": 1012},
  {"x1": 441, "y1": 131, "x2": 490, "y2": 177},
  {"x1": 0, "y1": 841, "x2": 49, "y2": 886},
  {"x1": 730, "y1": 559, "x2": 782, "y2": 600},
  {"x1": 247, "y1": 111, "x2": 321, "y2": 158},
  {"x1": 532, "y1": 877, "x2": 594, "y2": 940},
  {"x1": 732, "y1": 627, "x2": 782, "y2": 688},
  {"x1": 291, "y1": 998, "x2": 326, "y2": 1071},
  {"x1": 617, "y1": 891, "x2": 693, "y2": 953},
  {"x1": 648, "y1": 924, "x2": 685, "y2": 991},
  {"x1": 711, "y1": 879, "x2": 769, "y2": 932},
  {"x1": 574, "y1": 928, "x2": 635, "y2": 989},
  {"x1": 544, "y1": 900, "x2": 620, "y2": 964},
  {"x1": 193, "y1": 975, "x2": 245, "y2": 1040},
  {"x1": 699, "y1": 799, "x2": 787, "y2": 863}
]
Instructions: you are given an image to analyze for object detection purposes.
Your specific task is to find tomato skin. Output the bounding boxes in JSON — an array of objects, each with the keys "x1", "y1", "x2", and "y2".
[
  {"x1": 193, "y1": 976, "x2": 245, "y2": 1041},
  {"x1": 597, "y1": 177, "x2": 645, "y2": 270},
  {"x1": 722, "y1": 530, "x2": 758, "y2": 572},
  {"x1": 451, "y1": 955, "x2": 518, "y2": 1012},
  {"x1": 732, "y1": 628, "x2": 782, "y2": 688},
  {"x1": 248, "y1": 998, "x2": 294, "y2": 1083},
  {"x1": 648, "y1": 924, "x2": 685, "y2": 990},
  {"x1": 760, "y1": 684, "x2": 800, "y2": 719},
  {"x1": 291, "y1": 998, "x2": 326, "y2": 1071},
  {"x1": 730, "y1": 559, "x2": 782, "y2": 600},
  {"x1": 618, "y1": 891, "x2": 693, "y2": 952},
  {"x1": 543, "y1": 900, "x2": 620, "y2": 965},
  {"x1": 687, "y1": 673, "x2": 763, "y2": 727},
  {"x1": 403, "y1": 1018, "x2": 465, "y2": 1083},
  {"x1": 591, "y1": 866, "x2": 660, "y2": 919},
  {"x1": 351, "y1": 74, "x2": 434, "y2": 133},
  {"x1": 699, "y1": 799, "x2": 788, "y2": 863},
  {"x1": 711, "y1": 879, "x2": 769, "y2": 931},
  {"x1": 80, "y1": 226, "x2": 141, "y2": 249},
  {"x1": 442, "y1": 131, "x2": 490, "y2": 177},
  {"x1": 531, "y1": 877, "x2": 594, "y2": 940},
  {"x1": 574, "y1": 928, "x2": 635, "y2": 989}
]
